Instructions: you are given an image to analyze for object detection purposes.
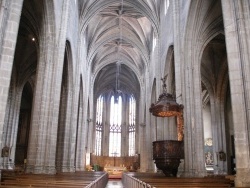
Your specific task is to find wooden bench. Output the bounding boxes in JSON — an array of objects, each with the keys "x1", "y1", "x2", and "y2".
[
  {"x1": 1, "y1": 170, "x2": 108, "y2": 188},
  {"x1": 123, "y1": 172, "x2": 232, "y2": 188}
]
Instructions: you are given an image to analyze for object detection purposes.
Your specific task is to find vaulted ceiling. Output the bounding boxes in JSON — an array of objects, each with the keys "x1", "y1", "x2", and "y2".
[{"x1": 79, "y1": 0, "x2": 160, "y2": 99}]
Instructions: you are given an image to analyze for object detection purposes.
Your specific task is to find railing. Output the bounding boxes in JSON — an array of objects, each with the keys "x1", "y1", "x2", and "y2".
[
  {"x1": 122, "y1": 172, "x2": 155, "y2": 188},
  {"x1": 85, "y1": 172, "x2": 109, "y2": 188}
]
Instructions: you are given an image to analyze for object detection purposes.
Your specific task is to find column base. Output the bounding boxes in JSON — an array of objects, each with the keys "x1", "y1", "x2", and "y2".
[
  {"x1": 180, "y1": 170, "x2": 207, "y2": 177},
  {"x1": 26, "y1": 165, "x2": 57, "y2": 174},
  {"x1": 56, "y1": 166, "x2": 76, "y2": 173},
  {"x1": 76, "y1": 167, "x2": 86, "y2": 171},
  {"x1": 0, "y1": 162, "x2": 15, "y2": 170},
  {"x1": 235, "y1": 168, "x2": 250, "y2": 187}
]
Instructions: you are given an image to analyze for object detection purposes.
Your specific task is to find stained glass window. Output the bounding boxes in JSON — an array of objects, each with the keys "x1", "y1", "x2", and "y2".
[
  {"x1": 96, "y1": 94, "x2": 136, "y2": 157},
  {"x1": 95, "y1": 96, "x2": 103, "y2": 156},
  {"x1": 109, "y1": 95, "x2": 122, "y2": 157},
  {"x1": 129, "y1": 96, "x2": 136, "y2": 156}
]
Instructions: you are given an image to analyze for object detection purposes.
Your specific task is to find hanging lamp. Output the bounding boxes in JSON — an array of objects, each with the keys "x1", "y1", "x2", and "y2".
[{"x1": 149, "y1": 75, "x2": 183, "y2": 117}]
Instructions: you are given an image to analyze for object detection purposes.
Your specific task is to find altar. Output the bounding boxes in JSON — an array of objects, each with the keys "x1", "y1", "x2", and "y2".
[
  {"x1": 104, "y1": 166, "x2": 127, "y2": 179},
  {"x1": 90, "y1": 153, "x2": 140, "y2": 178}
]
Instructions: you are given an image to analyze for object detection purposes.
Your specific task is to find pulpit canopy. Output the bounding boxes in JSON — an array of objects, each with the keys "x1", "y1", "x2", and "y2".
[
  {"x1": 149, "y1": 92, "x2": 183, "y2": 117},
  {"x1": 149, "y1": 75, "x2": 183, "y2": 117}
]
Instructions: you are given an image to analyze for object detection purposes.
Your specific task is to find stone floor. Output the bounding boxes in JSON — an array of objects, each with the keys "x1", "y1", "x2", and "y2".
[{"x1": 105, "y1": 179, "x2": 123, "y2": 188}]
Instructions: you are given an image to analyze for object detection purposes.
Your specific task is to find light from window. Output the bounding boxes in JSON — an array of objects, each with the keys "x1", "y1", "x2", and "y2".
[
  {"x1": 95, "y1": 96, "x2": 103, "y2": 156},
  {"x1": 129, "y1": 96, "x2": 136, "y2": 156},
  {"x1": 165, "y1": 0, "x2": 169, "y2": 15},
  {"x1": 96, "y1": 96, "x2": 103, "y2": 124},
  {"x1": 109, "y1": 95, "x2": 122, "y2": 157},
  {"x1": 153, "y1": 37, "x2": 157, "y2": 51}
]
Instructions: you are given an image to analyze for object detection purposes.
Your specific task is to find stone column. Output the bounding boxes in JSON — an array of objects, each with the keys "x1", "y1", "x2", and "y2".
[
  {"x1": 210, "y1": 97, "x2": 228, "y2": 174},
  {"x1": 26, "y1": 0, "x2": 70, "y2": 174},
  {"x1": 182, "y1": 60, "x2": 206, "y2": 177},
  {"x1": 64, "y1": 80, "x2": 80, "y2": 172},
  {"x1": 57, "y1": 49, "x2": 80, "y2": 172},
  {"x1": 1, "y1": 83, "x2": 22, "y2": 170},
  {"x1": 103, "y1": 96, "x2": 110, "y2": 156},
  {"x1": 177, "y1": 0, "x2": 207, "y2": 177},
  {"x1": 0, "y1": 0, "x2": 23, "y2": 174},
  {"x1": 172, "y1": 0, "x2": 183, "y2": 109},
  {"x1": 222, "y1": 1, "x2": 250, "y2": 187},
  {"x1": 87, "y1": 91, "x2": 94, "y2": 154},
  {"x1": 146, "y1": 75, "x2": 156, "y2": 172},
  {"x1": 139, "y1": 71, "x2": 154, "y2": 172},
  {"x1": 121, "y1": 96, "x2": 129, "y2": 156},
  {"x1": 75, "y1": 36, "x2": 88, "y2": 171},
  {"x1": 75, "y1": 86, "x2": 85, "y2": 171},
  {"x1": 172, "y1": 0, "x2": 186, "y2": 177},
  {"x1": 137, "y1": 87, "x2": 147, "y2": 172}
]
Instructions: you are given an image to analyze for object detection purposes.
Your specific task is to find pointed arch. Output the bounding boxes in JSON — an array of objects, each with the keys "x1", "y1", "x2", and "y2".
[{"x1": 56, "y1": 40, "x2": 74, "y2": 172}]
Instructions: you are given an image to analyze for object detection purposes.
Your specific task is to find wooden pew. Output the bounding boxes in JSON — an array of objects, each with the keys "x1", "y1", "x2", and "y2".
[
  {"x1": 123, "y1": 172, "x2": 232, "y2": 188},
  {"x1": 1, "y1": 170, "x2": 108, "y2": 188}
]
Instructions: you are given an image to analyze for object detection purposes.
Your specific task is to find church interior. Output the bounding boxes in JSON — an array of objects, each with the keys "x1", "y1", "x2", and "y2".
[{"x1": 0, "y1": 0, "x2": 250, "y2": 187}]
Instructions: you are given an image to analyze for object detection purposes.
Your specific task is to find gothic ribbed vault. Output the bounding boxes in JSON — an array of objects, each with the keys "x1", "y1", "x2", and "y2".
[{"x1": 79, "y1": 0, "x2": 160, "y2": 97}]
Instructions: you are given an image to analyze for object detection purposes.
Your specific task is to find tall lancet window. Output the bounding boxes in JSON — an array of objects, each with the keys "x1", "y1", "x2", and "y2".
[
  {"x1": 109, "y1": 95, "x2": 122, "y2": 157},
  {"x1": 129, "y1": 96, "x2": 136, "y2": 156},
  {"x1": 95, "y1": 95, "x2": 103, "y2": 156}
]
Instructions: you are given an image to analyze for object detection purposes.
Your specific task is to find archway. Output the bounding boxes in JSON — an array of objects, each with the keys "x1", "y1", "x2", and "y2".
[
  {"x1": 200, "y1": 34, "x2": 231, "y2": 174},
  {"x1": 2, "y1": 0, "x2": 39, "y2": 171},
  {"x1": 75, "y1": 76, "x2": 85, "y2": 171},
  {"x1": 15, "y1": 82, "x2": 33, "y2": 168},
  {"x1": 56, "y1": 42, "x2": 73, "y2": 172},
  {"x1": 163, "y1": 45, "x2": 178, "y2": 140}
]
